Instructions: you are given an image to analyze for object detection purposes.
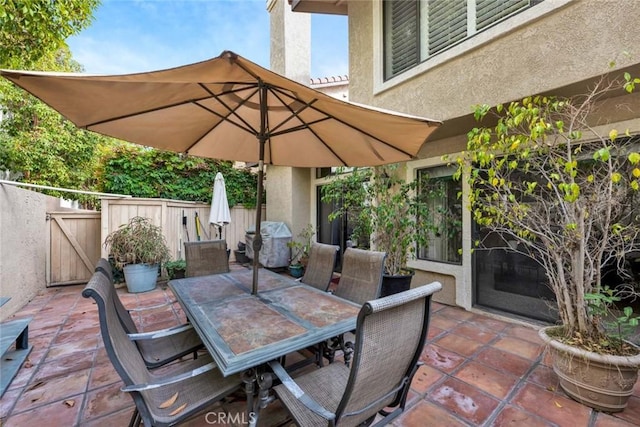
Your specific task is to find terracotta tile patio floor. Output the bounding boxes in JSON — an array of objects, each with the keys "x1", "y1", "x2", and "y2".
[{"x1": 1, "y1": 267, "x2": 639, "y2": 426}]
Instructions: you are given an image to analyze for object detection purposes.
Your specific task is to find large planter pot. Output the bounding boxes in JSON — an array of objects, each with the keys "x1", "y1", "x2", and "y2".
[
  {"x1": 538, "y1": 326, "x2": 640, "y2": 412},
  {"x1": 381, "y1": 270, "x2": 414, "y2": 297},
  {"x1": 123, "y1": 263, "x2": 159, "y2": 293}
]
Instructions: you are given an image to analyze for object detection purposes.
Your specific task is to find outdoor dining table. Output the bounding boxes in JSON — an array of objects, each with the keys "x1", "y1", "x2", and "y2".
[{"x1": 168, "y1": 266, "x2": 360, "y2": 424}]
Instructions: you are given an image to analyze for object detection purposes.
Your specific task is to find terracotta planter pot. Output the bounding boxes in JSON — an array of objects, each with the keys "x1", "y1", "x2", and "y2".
[{"x1": 538, "y1": 326, "x2": 640, "y2": 412}]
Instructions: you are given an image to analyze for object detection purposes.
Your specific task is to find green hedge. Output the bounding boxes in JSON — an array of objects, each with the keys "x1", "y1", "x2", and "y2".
[{"x1": 99, "y1": 145, "x2": 260, "y2": 207}]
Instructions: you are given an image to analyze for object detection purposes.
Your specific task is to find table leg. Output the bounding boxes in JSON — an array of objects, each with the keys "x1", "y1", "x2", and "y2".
[
  {"x1": 242, "y1": 369, "x2": 256, "y2": 425},
  {"x1": 257, "y1": 372, "x2": 274, "y2": 410},
  {"x1": 242, "y1": 368, "x2": 275, "y2": 427}
]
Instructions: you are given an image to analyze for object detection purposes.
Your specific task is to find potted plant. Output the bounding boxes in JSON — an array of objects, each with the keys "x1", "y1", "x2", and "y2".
[
  {"x1": 321, "y1": 165, "x2": 440, "y2": 296},
  {"x1": 453, "y1": 74, "x2": 640, "y2": 411},
  {"x1": 164, "y1": 259, "x2": 186, "y2": 280},
  {"x1": 287, "y1": 224, "x2": 314, "y2": 278},
  {"x1": 104, "y1": 216, "x2": 171, "y2": 293}
]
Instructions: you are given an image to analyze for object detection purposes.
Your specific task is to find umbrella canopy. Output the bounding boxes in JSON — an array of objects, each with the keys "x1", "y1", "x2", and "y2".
[
  {"x1": 1, "y1": 50, "x2": 441, "y2": 294},
  {"x1": 209, "y1": 172, "x2": 231, "y2": 239}
]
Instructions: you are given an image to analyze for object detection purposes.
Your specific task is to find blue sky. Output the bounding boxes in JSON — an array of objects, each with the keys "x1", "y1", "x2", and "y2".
[{"x1": 67, "y1": 0, "x2": 348, "y2": 78}]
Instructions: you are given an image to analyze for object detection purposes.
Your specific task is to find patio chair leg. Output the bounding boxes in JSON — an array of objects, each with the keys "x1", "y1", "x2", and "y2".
[
  {"x1": 343, "y1": 340, "x2": 354, "y2": 367},
  {"x1": 315, "y1": 341, "x2": 325, "y2": 367},
  {"x1": 323, "y1": 336, "x2": 340, "y2": 364},
  {"x1": 128, "y1": 408, "x2": 141, "y2": 427}
]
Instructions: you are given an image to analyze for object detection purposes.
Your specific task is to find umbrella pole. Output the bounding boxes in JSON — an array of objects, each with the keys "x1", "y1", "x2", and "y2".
[
  {"x1": 252, "y1": 160, "x2": 264, "y2": 295},
  {"x1": 252, "y1": 81, "x2": 268, "y2": 296}
]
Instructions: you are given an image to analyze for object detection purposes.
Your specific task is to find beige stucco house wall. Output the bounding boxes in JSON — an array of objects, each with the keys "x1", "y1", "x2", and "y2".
[
  {"x1": 266, "y1": 0, "x2": 348, "y2": 244},
  {"x1": 287, "y1": 0, "x2": 640, "y2": 311},
  {"x1": 265, "y1": 0, "x2": 313, "y2": 243}
]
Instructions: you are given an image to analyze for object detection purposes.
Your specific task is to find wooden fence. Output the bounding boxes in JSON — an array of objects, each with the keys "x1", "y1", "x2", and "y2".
[
  {"x1": 48, "y1": 211, "x2": 102, "y2": 286},
  {"x1": 100, "y1": 197, "x2": 265, "y2": 262}
]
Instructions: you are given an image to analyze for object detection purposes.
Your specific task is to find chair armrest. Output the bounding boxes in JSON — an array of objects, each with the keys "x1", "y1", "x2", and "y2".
[
  {"x1": 127, "y1": 299, "x2": 178, "y2": 313},
  {"x1": 268, "y1": 360, "x2": 336, "y2": 421},
  {"x1": 127, "y1": 323, "x2": 194, "y2": 340},
  {"x1": 121, "y1": 362, "x2": 216, "y2": 392}
]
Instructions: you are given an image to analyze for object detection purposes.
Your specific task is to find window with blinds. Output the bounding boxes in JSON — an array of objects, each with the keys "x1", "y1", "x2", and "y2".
[
  {"x1": 428, "y1": 0, "x2": 467, "y2": 56},
  {"x1": 384, "y1": 0, "x2": 419, "y2": 78},
  {"x1": 383, "y1": 0, "x2": 541, "y2": 80},
  {"x1": 476, "y1": 0, "x2": 531, "y2": 30}
]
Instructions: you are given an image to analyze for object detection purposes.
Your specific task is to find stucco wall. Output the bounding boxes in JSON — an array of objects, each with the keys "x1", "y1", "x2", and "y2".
[
  {"x1": 413, "y1": 270, "x2": 456, "y2": 306},
  {"x1": 266, "y1": 166, "x2": 311, "y2": 243},
  {"x1": 269, "y1": 0, "x2": 311, "y2": 84},
  {"x1": 267, "y1": 0, "x2": 314, "y2": 237},
  {"x1": 345, "y1": 0, "x2": 640, "y2": 311},
  {"x1": 0, "y1": 184, "x2": 53, "y2": 321},
  {"x1": 350, "y1": 0, "x2": 640, "y2": 121}
]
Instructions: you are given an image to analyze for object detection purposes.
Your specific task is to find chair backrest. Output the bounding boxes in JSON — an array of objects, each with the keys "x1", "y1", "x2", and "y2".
[
  {"x1": 95, "y1": 258, "x2": 113, "y2": 283},
  {"x1": 184, "y1": 240, "x2": 229, "y2": 277},
  {"x1": 82, "y1": 272, "x2": 152, "y2": 390},
  {"x1": 335, "y1": 282, "x2": 442, "y2": 425},
  {"x1": 300, "y1": 242, "x2": 339, "y2": 292},
  {"x1": 94, "y1": 258, "x2": 139, "y2": 334},
  {"x1": 334, "y1": 248, "x2": 386, "y2": 305}
]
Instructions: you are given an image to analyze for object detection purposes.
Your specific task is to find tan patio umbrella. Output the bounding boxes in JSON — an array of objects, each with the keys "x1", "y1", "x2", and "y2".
[{"x1": 1, "y1": 50, "x2": 440, "y2": 294}]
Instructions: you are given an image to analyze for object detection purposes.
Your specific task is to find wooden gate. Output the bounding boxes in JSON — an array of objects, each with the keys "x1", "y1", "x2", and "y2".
[{"x1": 47, "y1": 211, "x2": 102, "y2": 286}]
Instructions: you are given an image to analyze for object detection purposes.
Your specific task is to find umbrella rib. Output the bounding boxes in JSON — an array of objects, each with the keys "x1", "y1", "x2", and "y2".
[
  {"x1": 186, "y1": 101, "x2": 257, "y2": 154},
  {"x1": 269, "y1": 117, "x2": 349, "y2": 166},
  {"x1": 199, "y1": 82, "x2": 261, "y2": 133},
  {"x1": 259, "y1": 87, "x2": 349, "y2": 165},
  {"x1": 269, "y1": 117, "x2": 330, "y2": 136},
  {"x1": 182, "y1": 83, "x2": 266, "y2": 154},
  {"x1": 265, "y1": 85, "x2": 386, "y2": 164},
  {"x1": 264, "y1": 87, "x2": 316, "y2": 134},
  {"x1": 81, "y1": 95, "x2": 214, "y2": 129},
  {"x1": 268, "y1": 85, "x2": 423, "y2": 159}
]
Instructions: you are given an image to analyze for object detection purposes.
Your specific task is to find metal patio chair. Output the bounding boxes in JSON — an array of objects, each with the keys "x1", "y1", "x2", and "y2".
[
  {"x1": 333, "y1": 248, "x2": 386, "y2": 305},
  {"x1": 270, "y1": 282, "x2": 442, "y2": 427},
  {"x1": 324, "y1": 248, "x2": 386, "y2": 365},
  {"x1": 184, "y1": 240, "x2": 230, "y2": 277},
  {"x1": 82, "y1": 272, "x2": 242, "y2": 427},
  {"x1": 286, "y1": 243, "x2": 340, "y2": 370},
  {"x1": 300, "y1": 242, "x2": 340, "y2": 292},
  {"x1": 94, "y1": 258, "x2": 204, "y2": 369},
  {"x1": 95, "y1": 257, "x2": 115, "y2": 282}
]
